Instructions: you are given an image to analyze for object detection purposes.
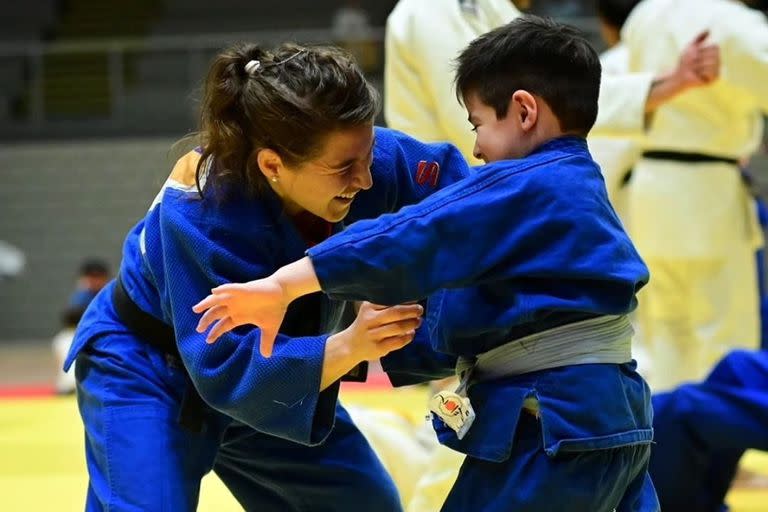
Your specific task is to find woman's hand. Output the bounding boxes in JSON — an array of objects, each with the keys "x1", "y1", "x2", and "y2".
[
  {"x1": 337, "y1": 302, "x2": 423, "y2": 360},
  {"x1": 321, "y1": 302, "x2": 423, "y2": 389}
]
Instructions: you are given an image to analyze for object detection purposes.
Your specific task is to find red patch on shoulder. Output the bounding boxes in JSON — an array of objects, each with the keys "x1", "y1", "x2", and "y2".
[{"x1": 416, "y1": 160, "x2": 440, "y2": 187}]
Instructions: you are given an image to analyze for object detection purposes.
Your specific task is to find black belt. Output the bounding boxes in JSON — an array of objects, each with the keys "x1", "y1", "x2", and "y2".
[
  {"x1": 642, "y1": 150, "x2": 739, "y2": 166},
  {"x1": 112, "y1": 275, "x2": 208, "y2": 432}
]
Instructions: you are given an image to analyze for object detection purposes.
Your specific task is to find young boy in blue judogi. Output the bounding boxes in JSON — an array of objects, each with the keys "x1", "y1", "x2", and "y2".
[{"x1": 194, "y1": 17, "x2": 662, "y2": 511}]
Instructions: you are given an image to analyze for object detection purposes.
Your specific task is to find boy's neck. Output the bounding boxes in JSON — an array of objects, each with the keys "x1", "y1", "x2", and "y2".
[{"x1": 522, "y1": 107, "x2": 575, "y2": 157}]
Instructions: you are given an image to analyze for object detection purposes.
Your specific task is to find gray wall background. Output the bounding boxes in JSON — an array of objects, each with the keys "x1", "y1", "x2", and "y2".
[{"x1": 0, "y1": 137, "x2": 177, "y2": 340}]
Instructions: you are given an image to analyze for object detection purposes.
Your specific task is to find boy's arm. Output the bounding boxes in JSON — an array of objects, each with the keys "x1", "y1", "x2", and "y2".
[{"x1": 195, "y1": 157, "x2": 604, "y2": 355}]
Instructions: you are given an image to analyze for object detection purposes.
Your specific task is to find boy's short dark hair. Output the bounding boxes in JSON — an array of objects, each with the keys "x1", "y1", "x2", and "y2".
[
  {"x1": 455, "y1": 15, "x2": 601, "y2": 136},
  {"x1": 595, "y1": 0, "x2": 641, "y2": 30}
]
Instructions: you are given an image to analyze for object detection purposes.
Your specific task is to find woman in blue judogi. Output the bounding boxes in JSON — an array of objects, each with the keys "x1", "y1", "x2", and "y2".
[{"x1": 65, "y1": 42, "x2": 470, "y2": 511}]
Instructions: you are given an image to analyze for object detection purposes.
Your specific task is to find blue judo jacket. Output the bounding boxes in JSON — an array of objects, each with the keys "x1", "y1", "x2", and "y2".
[
  {"x1": 65, "y1": 127, "x2": 470, "y2": 446},
  {"x1": 308, "y1": 137, "x2": 655, "y2": 459}
]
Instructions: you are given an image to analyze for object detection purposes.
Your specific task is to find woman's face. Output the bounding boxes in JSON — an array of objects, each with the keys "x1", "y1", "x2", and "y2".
[{"x1": 271, "y1": 123, "x2": 375, "y2": 223}]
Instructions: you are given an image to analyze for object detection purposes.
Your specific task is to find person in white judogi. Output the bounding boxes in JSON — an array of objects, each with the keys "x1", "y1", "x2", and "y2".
[
  {"x1": 587, "y1": 51, "x2": 639, "y2": 221},
  {"x1": 588, "y1": 0, "x2": 643, "y2": 221},
  {"x1": 588, "y1": 0, "x2": 656, "y2": 383},
  {"x1": 385, "y1": 0, "x2": 525, "y2": 165},
  {"x1": 385, "y1": 0, "x2": 717, "y2": 164},
  {"x1": 622, "y1": 0, "x2": 768, "y2": 392}
]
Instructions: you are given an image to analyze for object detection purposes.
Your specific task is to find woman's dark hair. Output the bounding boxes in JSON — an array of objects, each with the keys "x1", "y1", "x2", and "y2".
[{"x1": 195, "y1": 42, "x2": 380, "y2": 198}]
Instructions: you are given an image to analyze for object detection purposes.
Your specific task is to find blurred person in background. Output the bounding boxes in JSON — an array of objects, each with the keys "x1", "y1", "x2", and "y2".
[
  {"x1": 63, "y1": 41, "x2": 471, "y2": 511},
  {"x1": 67, "y1": 258, "x2": 110, "y2": 311},
  {"x1": 384, "y1": 0, "x2": 714, "y2": 167},
  {"x1": 52, "y1": 306, "x2": 85, "y2": 395},
  {"x1": 650, "y1": 348, "x2": 768, "y2": 511},
  {"x1": 622, "y1": 0, "x2": 768, "y2": 392},
  {"x1": 384, "y1": 0, "x2": 527, "y2": 165},
  {"x1": 593, "y1": 0, "x2": 768, "y2": 375},
  {"x1": 52, "y1": 258, "x2": 110, "y2": 395},
  {"x1": 589, "y1": 0, "x2": 642, "y2": 222},
  {"x1": 332, "y1": 0, "x2": 372, "y2": 42},
  {"x1": 331, "y1": 0, "x2": 378, "y2": 71}
]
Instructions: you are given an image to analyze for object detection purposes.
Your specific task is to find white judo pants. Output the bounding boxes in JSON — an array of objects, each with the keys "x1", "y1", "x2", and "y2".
[{"x1": 628, "y1": 159, "x2": 762, "y2": 392}]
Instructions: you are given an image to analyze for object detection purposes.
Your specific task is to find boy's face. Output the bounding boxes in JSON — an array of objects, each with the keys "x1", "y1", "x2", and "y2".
[{"x1": 464, "y1": 91, "x2": 527, "y2": 163}]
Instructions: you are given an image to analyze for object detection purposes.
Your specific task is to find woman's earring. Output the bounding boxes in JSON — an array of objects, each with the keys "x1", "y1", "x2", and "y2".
[{"x1": 270, "y1": 176, "x2": 278, "y2": 183}]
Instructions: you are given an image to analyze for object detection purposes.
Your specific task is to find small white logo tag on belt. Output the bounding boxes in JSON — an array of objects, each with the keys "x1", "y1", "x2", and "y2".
[{"x1": 429, "y1": 390, "x2": 476, "y2": 439}]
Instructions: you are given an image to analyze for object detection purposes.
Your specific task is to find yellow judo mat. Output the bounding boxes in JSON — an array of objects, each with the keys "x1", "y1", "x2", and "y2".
[{"x1": 2, "y1": 387, "x2": 767, "y2": 512}]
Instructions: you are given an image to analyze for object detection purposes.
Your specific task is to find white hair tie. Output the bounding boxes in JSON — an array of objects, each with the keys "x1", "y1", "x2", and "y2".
[{"x1": 244, "y1": 60, "x2": 261, "y2": 75}]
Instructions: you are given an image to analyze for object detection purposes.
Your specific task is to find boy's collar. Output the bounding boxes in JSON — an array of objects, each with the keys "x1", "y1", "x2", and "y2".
[{"x1": 530, "y1": 135, "x2": 588, "y2": 156}]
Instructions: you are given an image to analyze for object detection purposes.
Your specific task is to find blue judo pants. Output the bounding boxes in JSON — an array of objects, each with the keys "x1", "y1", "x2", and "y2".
[
  {"x1": 649, "y1": 350, "x2": 768, "y2": 512},
  {"x1": 74, "y1": 331, "x2": 401, "y2": 511},
  {"x1": 442, "y1": 412, "x2": 658, "y2": 512}
]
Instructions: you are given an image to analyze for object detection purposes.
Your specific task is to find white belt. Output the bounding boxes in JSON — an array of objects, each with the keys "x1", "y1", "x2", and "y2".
[
  {"x1": 458, "y1": 314, "x2": 634, "y2": 382},
  {"x1": 430, "y1": 315, "x2": 633, "y2": 439}
]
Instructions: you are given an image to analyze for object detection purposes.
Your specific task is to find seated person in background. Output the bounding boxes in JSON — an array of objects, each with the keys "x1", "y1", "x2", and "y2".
[{"x1": 52, "y1": 306, "x2": 86, "y2": 395}]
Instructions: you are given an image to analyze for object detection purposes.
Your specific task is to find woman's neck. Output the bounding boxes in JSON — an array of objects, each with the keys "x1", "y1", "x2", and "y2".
[{"x1": 291, "y1": 210, "x2": 332, "y2": 247}]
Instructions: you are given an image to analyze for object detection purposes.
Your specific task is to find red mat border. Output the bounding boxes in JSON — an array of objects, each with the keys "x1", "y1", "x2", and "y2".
[{"x1": 0, "y1": 372, "x2": 392, "y2": 399}]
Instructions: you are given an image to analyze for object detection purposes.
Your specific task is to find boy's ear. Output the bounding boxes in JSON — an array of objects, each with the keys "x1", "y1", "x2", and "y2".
[{"x1": 511, "y1": 90, "x2": 538, "y2": 132}]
